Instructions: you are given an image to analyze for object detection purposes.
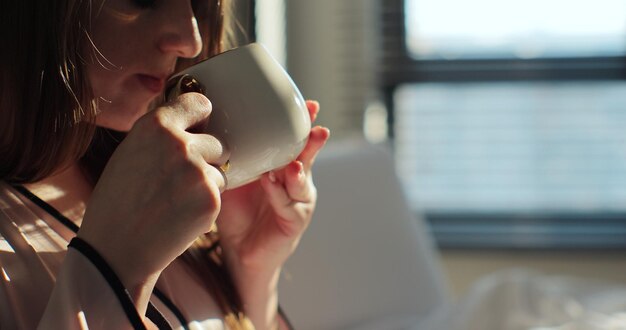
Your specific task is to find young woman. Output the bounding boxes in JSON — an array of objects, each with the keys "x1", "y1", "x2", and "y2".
[{"x1": 0, "y1": 0, "x2": 329, "y2": 328}]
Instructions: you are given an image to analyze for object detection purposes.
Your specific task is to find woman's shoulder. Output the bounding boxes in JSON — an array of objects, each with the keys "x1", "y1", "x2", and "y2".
[
  {"x1": 0, "y1": 180, "x2": 72, "y2": 255},
  {"x1": 0, "y1": 181, "x2": 68, "y2": 328},
  {"x1": 0, "y1": 181, "x2": 28, "y2": 225},
  {"x1": 0, "y1": 181, "x2": 38, "y2": 229},
  {"x1": 0, "y1": 181, "x2": 16, "y2": 248}
]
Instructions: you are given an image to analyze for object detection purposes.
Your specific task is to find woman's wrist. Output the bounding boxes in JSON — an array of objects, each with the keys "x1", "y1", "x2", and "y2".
[
  {"x1": 71, "y1": 234, "x2": 161, "y2": 315},
  {"x1": 226, "y1": 257, "x2": 283, "y2": 330}
]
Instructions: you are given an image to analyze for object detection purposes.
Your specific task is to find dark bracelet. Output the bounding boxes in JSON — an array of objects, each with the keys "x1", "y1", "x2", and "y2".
[
  {"x1": 68, "y1": 237, "x2": 147, "y2": 330},
  {"x1": 278, "y1": 304, "x2": 295, "y2": 330}
]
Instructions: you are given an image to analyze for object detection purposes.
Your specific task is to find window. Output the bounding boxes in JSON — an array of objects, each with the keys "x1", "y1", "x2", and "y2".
[
  {"x1": 405, "y1": 0, "x2": 626, "y2": 60},
  {"x1": 382, "y1": 0, "x2": 626, "y2": 249}
]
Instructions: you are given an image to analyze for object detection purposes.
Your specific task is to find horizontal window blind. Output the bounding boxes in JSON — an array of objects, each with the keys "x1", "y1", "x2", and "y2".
[
  {"x1": 394, "y1": 82, "x2": 626, "y2": 213},
  {"x1": 393, "y1": 82, "x2": 626, "y2": 248},
  {"x1": 377, "y1": 0, "x2": 626, "y2": 248},
  {"x1": 285, "y1": 0, "x2": 381, "y2": 138}
]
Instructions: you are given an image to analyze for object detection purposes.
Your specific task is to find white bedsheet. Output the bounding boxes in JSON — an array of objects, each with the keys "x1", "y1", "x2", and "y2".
[{"x1": 416, "y1": 269, "x2": 626, "y2": 330}]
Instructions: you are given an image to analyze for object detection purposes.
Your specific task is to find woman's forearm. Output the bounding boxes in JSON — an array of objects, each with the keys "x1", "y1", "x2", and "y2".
[{"x1": 231, "y1": 266, "x2": 282, "y2": 330}]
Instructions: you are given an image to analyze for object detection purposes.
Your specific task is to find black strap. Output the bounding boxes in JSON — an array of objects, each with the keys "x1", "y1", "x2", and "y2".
[
  {"x1": 152, "y1": 288, "x2": 190, "y2": 329},
  {"x1": 12, "y1": 184, "x2": 291, "y2": 330},
  {"x1": 69, "y1": 237, "x2": 148, "y2": 330},
  {"x1": 146, "y1": 303, "x2": 174, "y2": 330},
  {"x1": 12, "y1": 184, "x2": 80, "y2": 233},
  {"x1": 278, "y1": 304, "x2": 295, "y2": 330},
  {"x1": 11, "y1": 184, "x2": 187, "y2": 329}
]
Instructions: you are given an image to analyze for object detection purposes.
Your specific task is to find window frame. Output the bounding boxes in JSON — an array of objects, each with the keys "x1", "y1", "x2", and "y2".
[{"x1": 381, "y1": 0, "x2": 626, "y2": 250}]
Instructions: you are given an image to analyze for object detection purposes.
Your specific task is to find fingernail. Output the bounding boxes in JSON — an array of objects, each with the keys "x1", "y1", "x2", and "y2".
[
  {"x1": 268, "y1": 171, "x2": 277, "y2": 183},
  {"x1": 296, "y1": 161, "x2": 305, "y2": 178},
  {"x1": 313, "y1": 126, "x2": 331, "y2": 139},
  {"x1": 322, "y1": 127, "x2": 331, "y2": 141}
]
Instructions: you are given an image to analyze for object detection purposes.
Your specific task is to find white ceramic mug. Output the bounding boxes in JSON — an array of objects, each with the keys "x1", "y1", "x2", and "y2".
[{"x1": 166, "y1": 43, "x2": 311, "y2": 189}]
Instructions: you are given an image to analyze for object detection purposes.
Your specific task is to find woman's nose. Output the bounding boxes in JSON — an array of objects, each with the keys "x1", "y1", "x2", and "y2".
[{"x1": 157, "y1": 3, "x2": 203, "y2": 58}]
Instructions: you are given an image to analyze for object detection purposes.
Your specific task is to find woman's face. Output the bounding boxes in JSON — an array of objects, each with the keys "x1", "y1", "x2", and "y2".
[{"x1": 87, "y1": 0, "x2": 204, "y2": 131}]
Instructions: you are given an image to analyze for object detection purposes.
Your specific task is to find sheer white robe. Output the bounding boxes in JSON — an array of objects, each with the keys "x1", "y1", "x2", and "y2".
[{"x1": 0, "y1": 182, "x2": 227, "y2": 329}]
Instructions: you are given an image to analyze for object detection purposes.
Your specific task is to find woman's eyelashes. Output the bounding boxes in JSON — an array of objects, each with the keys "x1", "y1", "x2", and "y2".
[{"x1": 132, "y1": 0, "x2": 157, "y2": 9}]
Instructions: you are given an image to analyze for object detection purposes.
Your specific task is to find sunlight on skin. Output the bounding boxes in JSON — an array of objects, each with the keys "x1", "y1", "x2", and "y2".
[
  {"x1": 102, "y1": 5, "x2": 140, "y2": 22},
  {"x1": 30, "y1": 184, "x2": 66, "y2": 203}
]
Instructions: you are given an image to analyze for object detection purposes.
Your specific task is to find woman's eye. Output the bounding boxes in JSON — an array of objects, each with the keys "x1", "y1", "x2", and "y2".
[{"x1": 132, "y1": 0, "x2": 157, "y2": 8}]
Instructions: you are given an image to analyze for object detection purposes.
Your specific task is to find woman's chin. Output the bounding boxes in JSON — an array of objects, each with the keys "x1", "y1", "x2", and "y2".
[
  {"x1": 95, "y1": 112, "x2": 144, "y2": 132},
  {"x1": 95, "y1": 99, "x2": 157, "y2": 132}
]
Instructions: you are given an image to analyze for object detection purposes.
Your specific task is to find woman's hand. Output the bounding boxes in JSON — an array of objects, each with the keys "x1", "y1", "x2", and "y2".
[
  {"x1": 216, "y1": 100, "x2": 329, "y2": 329},
  {"x1": 217, "y1": 101, "x2": 329, "y2": 272},
  {"x1": 77, "y1": 93, "x2": 228, "y2": 307}
]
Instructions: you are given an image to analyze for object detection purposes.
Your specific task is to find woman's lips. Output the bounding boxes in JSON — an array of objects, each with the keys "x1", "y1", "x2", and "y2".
[{"x1": 136, "y1": 74, "x2": 165, "y2": 93}]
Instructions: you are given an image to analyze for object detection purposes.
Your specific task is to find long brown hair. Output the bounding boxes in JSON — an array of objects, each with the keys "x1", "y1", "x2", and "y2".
[
  {"x1": 0, "y1": 0, "x2": 252, "y2": 327},
  {"x1": 0, "y1": 0, "x2": 232, "y2": 183},
  {"x1": 0, "y1": 0, "x2": 97, "y2": 183}
]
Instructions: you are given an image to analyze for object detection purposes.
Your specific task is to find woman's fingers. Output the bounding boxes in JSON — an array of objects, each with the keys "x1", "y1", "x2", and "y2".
[
  {"x1": 306, "y1": 100, "x2": 320, "y2": 122},
  {"x1": 259, "y1": 160, "x2": 315, "y2": 220},
  {"x1": 298, "y1": 126, "x2": 330, "y2": 172},
  {"x1": 283, "y1": 161, "x2": 313, "y2": 203},
  {"x1": 153, "y1": 92, "x2": 212, "y2": 131},
  {"x1": 259, "y1": 170, "x2": 313, "y2": 227},
  {"x1": 148, "y1": 92, "x2": 229, "y2": 189},
  {"x1": 299, "y1": 100, "x2": 328, "y2": 172},
  {"x1": 261, "y1": 100, "x2": 327, "y2": 213},
  {"x1": 185, "y1": 132, "x2": 230, "y2": 167}
]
